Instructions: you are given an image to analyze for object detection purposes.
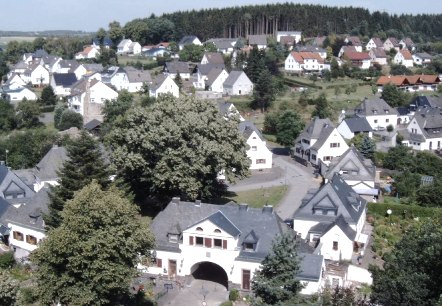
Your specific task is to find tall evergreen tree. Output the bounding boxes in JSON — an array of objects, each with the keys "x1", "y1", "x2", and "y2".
[
  {"x1": 44, "y1": 131, "x2": 109, "y2": 229},
  {"x1": 252, "y1": 69, "x2": 276, "y2": 112},
  {"x1": 252, "y1": 232, "x2": 303, "y2": 306},
  {"x1": 312, "y1": 93, "x2": 331, "y2": 119},
  {"x1": 39, "y1": 86, "x2": 57, "y2": 106},
  {"x1": 358, "y1": 134, "x2": 376, "y2": 160}
]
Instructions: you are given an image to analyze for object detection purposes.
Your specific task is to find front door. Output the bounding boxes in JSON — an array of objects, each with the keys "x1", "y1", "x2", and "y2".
[
  {"x1": 242, "y1": 270, "x2": 251, "y2": 290},
  {"x1": 168, "y1": 260, "x2": 177, "y2": 279}
]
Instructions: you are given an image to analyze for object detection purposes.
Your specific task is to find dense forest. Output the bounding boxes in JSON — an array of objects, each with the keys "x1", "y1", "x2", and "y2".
[{"x1": 157, "y1": 3, "x2": 441, "y2": 42}]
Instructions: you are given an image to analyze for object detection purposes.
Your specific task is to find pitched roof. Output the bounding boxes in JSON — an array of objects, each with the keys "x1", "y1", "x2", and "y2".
[
  {"x1": 376, "y1": 75, "x2": 409, "y2": 86},
  {"x1": 205, "y1": 38, "x2": 238, "y2": 49},
  {"x1": 164, "y1": 61, "x2": 190, "y2": 74},
  {"x1": 310, "y1": 126, "x2": 335, "y2": 151},
  {"x1": 346, "y1": 36, "x2": 362, "y2": 46},
  {"x1": 33, "y1": 49, "x2": 48, "y2": 58},
  {"x1": 323, "y1": 146, "x2": 376, "y2": 182},
  {"x1": 340, "y1": 117, "x2": 373, "y2": 133},
  {"x1": 340, "y1": 46, "x2": 357, "y2": 54},
  {"x1": 117, "y1": 39, "x2": 132, "y2": 48},
  {"x1": 179, "y1": 35, "x2": 199, "y2": 45},
  {"x1": 0, "y1": 165, "x2": 35, "y2": 200},
  {"x1": 294, "y1": 173, "x2": 367, "y2": 226},
  {"x1": 124, "y1": 66, "x2": 152, "y2": 83},
  {"x1": 399, "y1": 49, "x2": 413, "y2": 60},
  {"x1": 401, "y1": 37, "x2": 414, "y2": 47},
  {"x1": 83, "y1": 63, "x2": 104, "y2": 73},
  {"x1": 414, "y1": 52, "x2": 433, "y2": 60},
  {"x1": 413, "y1": 107, "x2": 442, "y2": 137},
  {"x1": 296, "y1": 117, "x2": 335, "y2": 143},
  {"x1": 386, "y1": 37, "x2": 399, "y2": 46},
  {"x1": 206, "y1": 68, "x2": 224, "y2": 86},
  {"x1": 150, "y1": 74, "x2": 176, "y2": 91},
  {"x1": 34, "y1": 145, "x2": 68, "y2": 181},
  {"x1": 410, "y1": 96, "x2": 442, "y2": 109},
  {"x1": 151, "y1": 199, "x2": 290, "y2": 261},
  {"x1": 223, "y1": 70, "x2": 251, "y2": 87},
  {"x1": 280, "y1": 36, "x2": 296, "y2": 46},
  {"x1": 59, "y1": 60, "x2": 80, "y2": 70},
  {"x1": 239, "y1": 121, "x2": 264, "y2": 141},
  {"x1": 52, "y1": 73, "x2": 77, "y2": 87},
  {"x1": 369, "y1": 37, "x2": 383, "y2": 48},
  {"x1": 290, "y1": 51, "x2": 324, "y2": 64},
  {"x1": 354, "y1": 97, "x2": 399, "y2": 116},
  {"x1": 202, "y1": 52, "x2": 225, "y2": 65},
  {"x1": 371, "y1": 48, "x2": 387, "y2": 58},
  {"x1": 248, "y1": 35, "x2": 268, "y2": 46},
  {"x1": 344, "y1": 51, "x2": 371, "y2": 61},
  {"x1": 84, "y1": 118, "x2": 102, "y2": 131}
]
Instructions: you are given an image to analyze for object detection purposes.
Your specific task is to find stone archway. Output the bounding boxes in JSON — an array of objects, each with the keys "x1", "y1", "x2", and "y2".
[{"x1": 190, "y1": 261, "x2": 229, "y2": 289}]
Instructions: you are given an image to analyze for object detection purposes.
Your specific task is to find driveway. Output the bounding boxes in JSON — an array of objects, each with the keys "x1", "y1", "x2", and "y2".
[{"x1": 229, "y1": 154, "x2": 321, "y2": 220}]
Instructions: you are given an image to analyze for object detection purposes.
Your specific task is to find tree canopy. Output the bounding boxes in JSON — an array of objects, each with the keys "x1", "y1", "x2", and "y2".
[
  {"x1": 252, "y1": 232, "x2": 303, "y2": 306},
  {"x1": 274, "y1": 110, "x2": 305, "y2": 147},
  {"x1": 45, "y1": 131, "x2": 110, "y2": 229},
  {"x1": 370, "y1": 217, "x2": 442, "y2": 306},
  {"x1": 107, "y1": 95, "x2": 250, "y2": 203},
  {"x1": 33, "y1": 182, "x2": 154, "y2": 305}
]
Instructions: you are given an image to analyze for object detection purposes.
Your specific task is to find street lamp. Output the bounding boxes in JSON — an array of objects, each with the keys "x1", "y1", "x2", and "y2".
[{"x1": 387, "y1": 209, "x2": 392, "y2": 224}]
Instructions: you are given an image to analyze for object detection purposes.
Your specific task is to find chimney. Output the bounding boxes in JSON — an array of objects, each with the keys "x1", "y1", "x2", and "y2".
[
  {"x1": 239, "y1": 203, "x2": 248, "y2": 211},
  {"x1": 262, "y1": 205, "x2": 273, "y2": 214},
  {"x1": 171, "y1": 197, "x2": 180, "y2": 204},
  {"x1": 194, "y1": 200, "x2": 201, "y2": 207}
]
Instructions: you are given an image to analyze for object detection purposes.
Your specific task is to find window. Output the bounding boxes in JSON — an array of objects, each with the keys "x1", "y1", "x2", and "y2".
[
  {"x1": 214, "y1": 229, "x2": 221, "y2": 233},
  {"x1": 242, "y1": 270, "x2": 251, "y2": 290},
  {"x1": 168, "y1": 234, "x2": 178, "y2": 243},
  {"x1": 333, "y1": 241, "x2": 338, "y2": 250},
  {"x1": 374, "y1": 119, "x2": 378, "y2": 124},
  {"x1": 189, "y1": 236, "x2": 194, "y2": 245},
  {"x1": 214, "y1": 239, "x2": 222, "y2": 248},
  {"x1": 251, "y1": 146, "x2": 257, "y2": 151},
  {"x1": 323, "y1": 156, "x2": 333, "y2": 161},
  {"x1": 311, "y1": 154, "x2": 317, "y2": 160},
  {"x1": 330, "y1": 143, "x2": 340, "y2": 148},
  {"x1": 13, "y1": 231, "x2": 23, "y2": 241},
  {"x1": 256, "y1": 159, "x2": 266, "y2": 164},
  {"x1": 222, "y1": 240, "x2": 227, "y2": 249},
  {"x1": 244, "y1": 243, "x2": 254, "y2": 251},
  {"x1": 386, "y1": 119, "x2": 389, "y2": 123},
  {"x1": 156, "y1": 258, "x2": 162, "y2": 268},
  {"x1": 26, "y1": 235, "x2": 37, "y2": 245},
  {"x1": 204, "y1": 238, "x2": 212, "y2": 248},
  {"x1": 196, "y1": 227, "x2": 203, "y2": 231},
  {"x1": 196, "y1": 237, "x2": 204, "y2": 246}
]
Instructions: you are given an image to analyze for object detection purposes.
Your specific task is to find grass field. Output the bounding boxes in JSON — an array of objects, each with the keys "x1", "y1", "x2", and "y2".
[
  {"x1": 214, "y1": 185, "x2": 288, "y2": 208},
  {"x1": 0, "y1": 36, "x2": 37, "y2": 48},
  {"x1": 118, "y1": 55, "x2": 156, "y2": 66}
]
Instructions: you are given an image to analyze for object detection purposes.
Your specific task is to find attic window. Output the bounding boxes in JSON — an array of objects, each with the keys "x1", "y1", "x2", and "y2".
[
  {"x1": 168, "y1": 234, "x2": 178, "y2": 243},
  {"x1": 196, "y1": 227, "x2": 203, "y2": 231},
  {"x1": 243, "y1": 242, "x2": 255, "y2": 251},
  {"x1": 214, "y1": 229, "x2": 221, "y2": 233}
]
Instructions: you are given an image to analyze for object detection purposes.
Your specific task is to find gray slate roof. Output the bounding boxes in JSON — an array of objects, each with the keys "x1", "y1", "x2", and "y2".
[
  {"x1": 52, "y1": 73, "x2": 77, "y2": 87},
  {"x1": 341, "y1": 117, "x2": 373, "y2": 133},
  {"x1": 354, "y1": 97, "x2": 399, "y2": 117},
  {"x1": 410, "y1": 96, "x2": 442, "y2": 109},
  {"x1": 206, "y1": 68, "x2": 224, "y2": 86},
  {"x1": 205, "y1": 38, "x2": 238, "y2": 49},
  {"x1": 295, "y1": 117, "x2": 335, "y2": 150},
  {"x1": 294, "y1": 173, "x2": 367, "y2": 226},
  {"x1": 164, "y1": 61, "x2": 190, "y2": 74},
  {"x1": 150, "y1": 74, "x2": 170, "y2": 91},
  {"x1": 239, "y1": 121, "x2": 264, "y2": 141},
  {"x1": 179, "y1": 36, "x2": 199, "y2": 45},
  {"x1": 412, "y1": 107, "x2": 442, "y2": 139},
  {"x1": 195, "y1": 63, "x2": 225, "y2": 76},
  {"x1": 124, "y1": 66, "x2": 152, "y2": 83},
  {"x1": 59, "y1": 60, "x2": 80, "y2": 70},
  {"x1": 223, "y1": 70, "x2": 250, "y2": 87},
  {"x1": 323, "y1": 146, "x2": 376, "y2": 182},
  {"x1": 248, "y1": 35, "x2": 268, "y2": 46},
  {"x1": 34, "y1": 146, "x2": 68, "y2": 181},
  {"x1": 202, "y1": 52, "x2": 225, "y2": 65},
  {"x1": 0, "y1": 165, "x2": 35, "y2": 200},
  {"x1": 414, "y1": 52, "x2": 432, "y2": 60}
]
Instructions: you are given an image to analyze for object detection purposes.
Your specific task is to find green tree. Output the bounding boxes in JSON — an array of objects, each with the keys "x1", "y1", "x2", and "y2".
[
  {"x1": 381, "y1": 83, "x2": 407, "y2": 107},
  {"x1": 0, "y1": 271, "x2": 18, "y2": 306},
  {"x1": 178, "y1": 44, "x2": 205, "y2": 62},
  {"x1": 357, "y1": 134, "x2": 376, "y2": 160},
  {"x1": 394, "y1": 171, "x2": 421, "y2": 199},
  {"x1": 97, "y1": 48, "x2": 118, "y2": 67},
  {"x1": 0, "y1": 99, "x2": 16, "y2": 131},
  {"x1": 390, "y1": 64, "x2": 413, "y2": 76},
  {"x1": 416, "y1": 180, "x2": 442, "y2": 207},
  {"x1": 263, "y1": 112, "x2": 279, "y2": 134},
  {"x1": 370, "y1": 217, "x2": 442, "y2": 306},
  {"x1": 107, "y1": 95, "x2": 250, "y2": 203},
  {"x1": 53, "y1": 102, "x2": 67, "y2": 129},
  {"x1": 16, "y1": 99, "x2": 41, "y2": 129},
  {"x1": 252, "y1": 232, "x2": 303, "y2": 305},
  {"x1": 95, "y1": 27, "x2": 107, "y2": 45},
  {"x1": 44, "y1": 131, "x2": 110, "y2": 229},
  {"x1": 252, "y1": 69, "x2": 276, "y2": 112},
  {"x1": 174, "y1": 72, "x2": 183, "y2": 91},
  {"x1": 383, "y1": 145, "x2": 415, "y2": 171},
  {"x1": 33, "y1": 182, "x2": 154, "y2": 306},
  {"x1": 102, "y1": 90, "x2": 134, "y2": 129},
  {"x1": 275, "y1": 110, "x2": 305, "y2": 147},
  {"x1": 57, "y1": 110, "x2": 83, "y2": 131},
  {"x1": 108, "y1": 21, "x2": 123, "y2": 47},
  {"x1": 312, "y1": 93, "x2": 331, "y2": 119},
  {"x1": 39, "y1": 86, "x2": 57, "y2": 106}
]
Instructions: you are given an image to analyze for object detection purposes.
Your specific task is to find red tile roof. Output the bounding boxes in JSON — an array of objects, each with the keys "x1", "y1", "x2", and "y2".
[
  {"x1": 344, "y1": 51, "x2": 371, "y2": 61},
  {"x1": 376, "y1": 76, "x2": 409, "y2": 86},
  {"x1": 400, "y1": 49, "x2": 413, "y2": 60}
]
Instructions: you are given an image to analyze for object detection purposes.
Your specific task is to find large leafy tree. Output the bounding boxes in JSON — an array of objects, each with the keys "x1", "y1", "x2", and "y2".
[
  {"x1": 370, "y1": 217, "x2": 442, "y2": 306},
  {"x1": 252, "y1": 232, "x2": 303, "y2": 306},
  {"x1": 252, "y1": 69, "x2": 277, "y2": 112},
  {"x1": 0, "y1": 271, "x2": 18, "y2": 305},
  {"x1": 44, "y1": 131, "x2": 109, "y2": 229},
  {"x1": 312, "y1": 93, "x2": 331, "y2": 119},
  {"x1": 16, "y1": 99, "x2": 41, "y2": 129},
  {"x1": 107, "y1": 95, "x2": 250, "y2": 203},
  {"x1": 0, "y1": 99, "x2": 16, "y2": 131},
  {"x1": 57, "y1": 110, "x2": 83, "y2": 131},
  {"x1": 275, "y1": 110, "x2": 305, "y2": 147},
  {"x1": 32, "y1": 182, "x2": 154, "y2": 306},
  {"x1": 381, "y1": 83, "x2": 408, "y2": 107}
]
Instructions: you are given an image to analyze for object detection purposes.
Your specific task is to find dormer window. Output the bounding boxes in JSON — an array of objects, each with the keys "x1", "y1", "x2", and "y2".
[
  {"x1": 214, "y1": 229, "x2": 221, "y2": 233},
  {"x1": 244, "y1": 243, "x2": 255, "y2": 251},
  {"x1": 196, "y1": 227, "x2": 203, "y2": 232},
  {"x1": 168, "y1": 234, "x2": 179, "y2": 243}
]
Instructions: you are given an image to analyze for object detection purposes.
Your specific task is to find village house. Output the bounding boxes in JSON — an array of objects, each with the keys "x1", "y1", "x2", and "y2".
[
  {"x1": 338, "y1": 46, "x2": 358, "y2": 58},
  {"x1": 369, "y1": 48, "x2": 387, "y2": 66},
  {"x1": 353, "y1": 97, "x2": 399, "y2": 130},
  {"x1": 365, "y1": 37, "x2": 383, "y2": 51},
  {"x1": 216, "y1": 101, "x2": 244, "y2": 121},
  {"x1": 293, "y1": 118, "x2": 349, "y2": 166},
  {"x1": 393, "y1": 49, "x2": 414, "y2": 67},
  {"x1": 383, "y1": 37, "x2": 400, "y2": 51},
  {"x1": 163, "y1": 61, "x2": 191, "y2": 80},
  {"x1": 284, "y1": 51, "x2": 326, "y2": 73},
  {"x1": 399, "y1": 38, "x2": 416, "y2": 52},
  {"x1": 178, "y1": 36, "x2": 202, "y2": 50},
  {"x1": 1, "y1": 87, "x2": 38, "y2": 102},
  {"x1": 201, "y1": 52, "x2": 225, "y2": 65},
  {"x1": 276, "y1": 31, "x2": 302, "y2": 44},
  {"x1": 239, "y1": 121, "x2": 273, "y2": 170},
  {"x1": 92, "y1": 37, "x2": 113, "y2": 49},
  {"x1": 321, "y1": 147, "x2": 378, "y2": 200},
  {"x1": 75, "y1": 46, "x2": 100, "y2": 60},
  {"x1": 3, "y1": 73, "x2": 26, "y2": 90},
  {"x1": 149, "y1": 74, "x2": 179, "y2": 98},
  {"x1": 248, "y1": 35, "x2": 269, "y2": 49},
  {"x1": 413, "y1": 52, "x2": 433, "y2": 66},
  {"x1": 22, "y1": 64, "x2": 50, "y2": 87},
  {"x1": 376, "y1": 75, "x2": 441, "y2": 93},
  {"x1": 50, "y1": 73, "x2": 78, "y2": 97},
  {"x1": 192, "y1": 63, "x2": 225, "y2": 89},
  {"x1": 124, "y1": 66, "x2": 152, "y2": 93},
  {"x1": 223, "y1": 71, "x2": 253, "y2": 96},
  {"x1": 141, "y1": 198, "x2": 325, "y2": 295},
  {"x1": 344, "y1": 36, "x2": 363, "y2": 52},
  {"x1": 296, "y1": 46, "x2": 327, "y2": 59},
  {"x1": 402, "y1": 107, "x2": 442, "y2": 151},
  {"x1": 32, "y1": 145, "x2": 68, "y2": 192},
  {"x1": 337, "y1": 117, "x2": 373, "y2": 140},
  {"x1": 205, "y1": 68, "x2": 229, "y2": 93},
  {"x1": 205, "y1": 38, "x2": 239, "y2": 54},
  {"x1": 342, "y1": 52, "x2": 371, "y2": 69},
  {"x1": 117, "y1": 39, "x2": 141, "y2": 55},
  {"x1": 292, "y1": 173, "x2": 368, "y2": 261}
]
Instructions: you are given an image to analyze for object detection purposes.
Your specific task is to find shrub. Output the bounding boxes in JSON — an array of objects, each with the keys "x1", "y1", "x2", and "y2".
[
  {"x1": 221, "y1": 301, "x2": 233, "y2": 306},
  {"x1": 229, "y1": 288, "x2": 240, "y2": 301},
  {"x1": 0, "y1": 252, "x2": 15, "y2": 269}
]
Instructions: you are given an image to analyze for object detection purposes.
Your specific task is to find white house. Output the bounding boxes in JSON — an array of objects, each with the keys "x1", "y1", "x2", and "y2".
[
  {"x1": 149, "y1": 75, "x2": 179, "y2": 98},
  {"x1": 124, "y1": 66, "x2": 152, "y2": 93},
  {"x1": 383, "y1": 37, "x2": 400, "y2": 51},
  {"x1": 239, "y1": 121, "x2": 272, "y2": 170},
  {"x1": 205, "y1": 38, "x2": 237, "y2": 54},
  {"x1": 369, "y1": 48, "x2": 387, "y2": 66},
  {"x1": 344, "y1": 36, "x2": 363, "y2": 52},
  {"x1": 141, "y1": 198, "x2": 325, "y2": 294},
  {"x1": 206, "y1": 68, "x2": 229, "y2": 93},
  {"x1": 117, "y1": 39, "x2": 133, "y2": 54},
  {"x1": 109, "y1": 67, "x2": 129, "y2": 91},
  {"x1": 413, "y1": 53, "x2": 433, "y2": 66},
  {"x1": 248, "y1": 35, "x2": 269, "y2": 49},
  {"x1": 284, "y1": 51, "x2": 326, "y2": 73},
  {"x1": 178, "y1": 36, "x2": 202, "y2": 50},
  {"x1": 50, "y1": 73, "x2": 78, "y2": 97},
  {"x1": 293, "y1": 118, "x2": 349, "y2": 166},
  {"x1": 75, "y1": 46, "x2": 100, "y2": 60},
  {"x1": 321, "y1": 147, "x2": 378, "y2": 200},
  {"x1": 164, "y1": 61, "x2": 191, "y2": 80},
  {"x1": 393, "y1": 50, "x2": 414, "y2": 68},
  {"x1": 22, "y1": 64, "x2": 50, "y2": 87},
  {"x1": 276, "y1": 31, "x2": 302, "y2": 44},
  {"x1": 402, "y1": 107, "x2": 442, "y2": 151},
  {"x1": 68, "y1": 79, "x2": 118, "y2": 117},
  {"x1": 192, "y1": 64, "x2": 225, "y2": 89},
  {"x1": 32, "y1": 145, "x2": 68, "y2": 192},
  {"x1": 353, "y1": 97, "x2": 399, "y2": 130},
  {"x1": 223, "y1": 71, "x2": 253, "y2": 96},
  {"x1": 293, "y1": 174, "x2": 368, "y2": 261},
  {"x1": 3, "y1": 73, "x2": 27, "y2": 90},
  {"x1": 216, "y1": 101, "x2": 244, "y2": 121},
  {"x1": 201, "y1": 52, "x2": 225, "y2": 65},
  {"x1": 399, "y1": 38, "x2": 415, "y2": 52},
  {"x1": 343, "y1": 52, "x2": 371, "y2": 70},
  {"x1": 365, "y1": 37, "x2": 383, "y2": 51},
  {"x1": 1, "y1": 87, "x2": 38, "y2": 102},
  {"x1": 337, "y1": 117, "x2": 373, "y2": 140}
]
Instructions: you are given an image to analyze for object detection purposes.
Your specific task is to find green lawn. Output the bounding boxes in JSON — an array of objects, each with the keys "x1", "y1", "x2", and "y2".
[
  {"x1": 215, "y1": 185, "x2": 288, "y2": 208},
  {"x1": 118, "y1": 55, "x2": 155, "y2": 66}
]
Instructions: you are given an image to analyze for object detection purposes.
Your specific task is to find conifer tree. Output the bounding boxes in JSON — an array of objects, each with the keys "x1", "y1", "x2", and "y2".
[
  {"x1": 252, "y1": 232, "x2": 303, "y2": 305},
  {"x1": 358, "y1": 134, "x2": 376, "y2": 160},
  {"x1": 44, "y1": 131, "x2": 109, "y2": 229}
]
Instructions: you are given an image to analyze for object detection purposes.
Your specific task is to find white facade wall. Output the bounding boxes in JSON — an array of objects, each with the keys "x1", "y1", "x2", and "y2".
[
  {"x1": 30, "y1": 65, "x2": 50, "y2": 86},
  {"x1": 8, "y1": 223, "x2": 46, "y2": 254},
  {"x1": 110, "y1": 72, "x2": 129, "y2": 91},
  {"x1": 223, "y1": 74, "x2": 253, "y2": 96},
  {"x1": 246, "y1": 131, "x2": 272, "y2": 170},
  {"x1": 284, "y1": 54, "x2": 302, "y2": 72},
  {"x1": 364, "y1": 114, "x2": 398, "y2": 130},
  {"x1": 7, "y1": 88, "x2": 38, "y2": 101},
  {"x1": 150, "y1": 77, "x2": 179, "y2": 98},
  {"x1": 311, "y1": 130, "x2": 349, "y2": 166},
  {"x1": 210, "y1": 70, "x2": 229, "y2": 93},
  {"x1": 320, "y1": 226, "x2": 354, "y2": 261},
  {"x1": 293, "y1": 220, "x2": 319, "y2": 239},
  {"x1": 89, "y1": 82, "x2": 118, "y2": 104}
]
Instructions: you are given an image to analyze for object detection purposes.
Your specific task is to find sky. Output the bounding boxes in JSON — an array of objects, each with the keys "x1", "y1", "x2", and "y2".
[{"x1": 1, "y1": 0, "x2": 441, "y2": 32}]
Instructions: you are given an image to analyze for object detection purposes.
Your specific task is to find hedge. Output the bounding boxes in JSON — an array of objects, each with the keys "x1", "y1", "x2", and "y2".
[{"x1": 368, "y1": 202, "x2": 442, "y2": 219}]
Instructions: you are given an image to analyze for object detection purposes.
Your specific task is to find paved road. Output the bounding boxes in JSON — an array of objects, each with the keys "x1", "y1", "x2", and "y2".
[{"x1": 229, "y1": 154, "x2": 321, "y2": 220}]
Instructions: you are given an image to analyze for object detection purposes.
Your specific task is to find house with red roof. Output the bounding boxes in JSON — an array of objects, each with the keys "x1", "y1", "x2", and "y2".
[
  {"x1": 365, "y1": 37, "x2": 384, "y2": 51},
  {"x1": 75, "y1": 46, "x2": 100, "y2": 60},
  {"x1": 342, "y1": 52, "x2": 371, "y2": 69},
  {"x1": 284, "y1": 51, "x2": 327, "y2": 73},
  {"x1": 376, "y1": 75, "x2": 440, "y2": 92},
  {"x1": 393, "y1": 50, "x2": 414, "y2": 67}
]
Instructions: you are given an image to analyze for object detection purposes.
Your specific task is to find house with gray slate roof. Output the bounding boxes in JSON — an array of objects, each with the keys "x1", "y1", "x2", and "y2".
[
  {"x1": 248, "y1": 35, "x2": 269, "y2": 49},
  {"x1": 163, "y1": 61, "x2": 191, "y2": 80},
  {"x1": 321, "y1": 147, "x2": 378, "y2": 200},
  {"x1": 239, "y1": 121, "x2": 272, "y2": 170},
  {"x1": 402, "y1": 107, "x2": 442, "y2": 151},
  {"x1": 293, "y1": 117, "x2": 348, "y2": 166},
  {"x1": 337, "y1": 117, "x2": 373, "y2": 140},
  {"x1": 50, "y1": 72, "x2": 78, "y2": 96},
  {"x1": 141, "y1": 198, "x2": 324, "y2": 294},
  {"x1": 223, "y1": 71, "x2": 253, "y2": 96},
  {"x1": 0, "y1": 164, "x2": 35, "y2": 200},
  {"x1": 178, "y1": 36, "x2": 202, "y2": 51},
  {"x1": 205, "y1": 38, "x2": 238, "y2": 54},
  {"x1": 353, "y1": 97, "x2": 399, "y2": 130},
  {"x1": 33, "y1": 145, "x2": 68, "y2": 192},
  {"x1": 149, "y1": 74, "x2": 179, "y2": 98},
  {"x1": 293, "y1": 174, "x2": 368, "y2": 261}
]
